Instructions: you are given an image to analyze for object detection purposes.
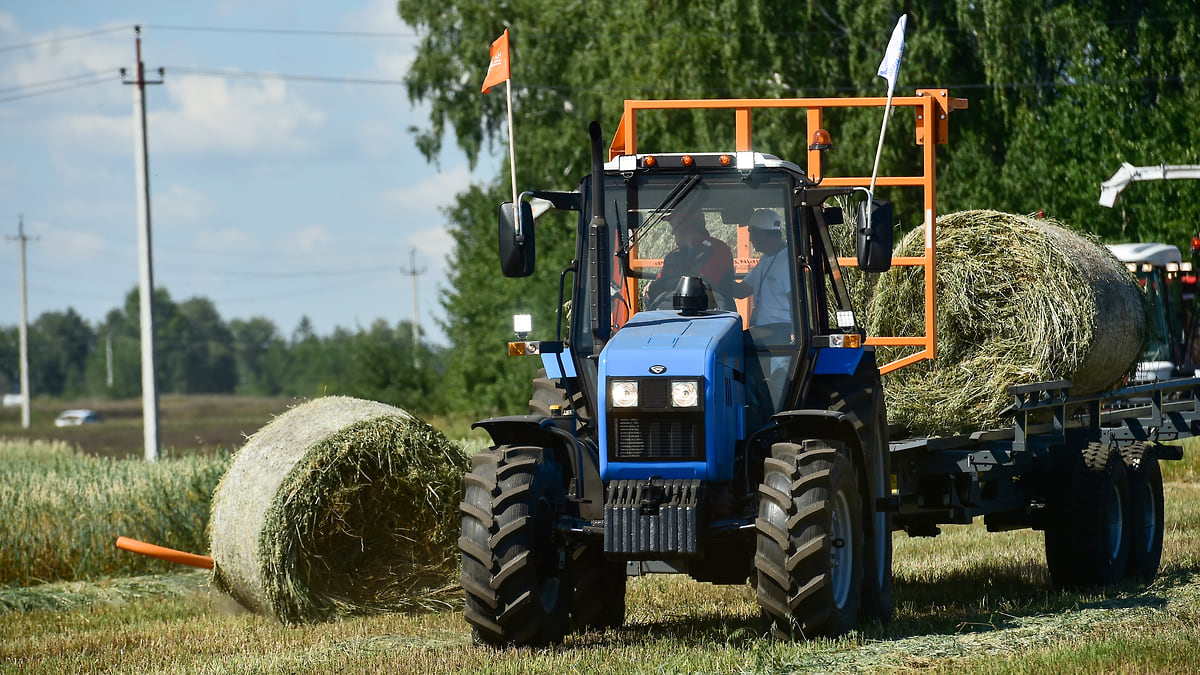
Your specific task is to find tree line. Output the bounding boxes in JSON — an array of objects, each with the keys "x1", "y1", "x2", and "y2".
[
  {"x1": 398, "y1": 0, "x2": 1200, "y2": 416},
  {"x1": 0, "y1": 287, "x2": 448, "y2": 417}
]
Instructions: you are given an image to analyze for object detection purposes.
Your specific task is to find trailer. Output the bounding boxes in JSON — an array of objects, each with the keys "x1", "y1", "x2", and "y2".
[{"x1": 891, "y1": 376, "x2": 1200, "y2": 588}]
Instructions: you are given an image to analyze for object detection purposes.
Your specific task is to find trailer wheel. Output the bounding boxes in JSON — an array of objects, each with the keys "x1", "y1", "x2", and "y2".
[
  {"x1": 568, "y1": 541, "x2": 627, "y2": 631},
  {"x1": 1121, "y1": 443, "x2": 1164, "y2": 582},
  {"x1": 1044, "y1": 442, "x2": 1132, "y2": 589},
  {"x1": 460, "y1": 446, "x2": 570, "y2": 646},
  {"x1": 755, "y1": 439, "x2": 863, "y2": 638}
]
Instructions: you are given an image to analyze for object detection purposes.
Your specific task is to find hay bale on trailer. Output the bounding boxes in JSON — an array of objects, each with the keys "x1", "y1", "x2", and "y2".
[
  {"x1": 869, "y1": 210, "x2": 1146, "y2": 436},
  {"x1": 208, "y1": 396, "x2": 468, "y2": 623}
]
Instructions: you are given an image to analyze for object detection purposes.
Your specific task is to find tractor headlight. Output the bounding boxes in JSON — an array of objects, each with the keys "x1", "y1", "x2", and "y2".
[
  {"x1": 670, "y1": 380, "x2": 699, "y2": 408},
  {"x1": 611, "y1": 380, "x2": 639, "y2": 408}
]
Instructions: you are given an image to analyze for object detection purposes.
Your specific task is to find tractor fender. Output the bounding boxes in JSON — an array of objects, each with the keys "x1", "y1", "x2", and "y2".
[
  {"x1": 771, "y1": 409, "x2": 859, "y2": 452},
  {"x1": 472, "y1": 415, "x2": 604, "y2": 520}
]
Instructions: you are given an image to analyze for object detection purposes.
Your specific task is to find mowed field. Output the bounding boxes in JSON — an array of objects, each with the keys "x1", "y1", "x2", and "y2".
[
  {"x1": 1, "y1": 395, "x2": 298, "y2": 458},
  {"x1": 1, "y1": 397, "x2": 1199, "y2": 673}
]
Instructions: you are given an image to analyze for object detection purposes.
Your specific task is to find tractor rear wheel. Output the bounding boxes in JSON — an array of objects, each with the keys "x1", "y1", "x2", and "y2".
[
  {"x1": 459, "y1": 446, "x2": 570, "y2": 646},
  {"x1": 1044, "y1": 442, "x2": 1132, "y2": 589},
  {"x1": 755, "y1": 439, "x2": 863, "y2": 638},
  {"x1": 529, "y1": 369, "x2": 588, "y2": 426},
  {"x1": 1121, "y1": 443, "x2": 1164, "y2": 582}
]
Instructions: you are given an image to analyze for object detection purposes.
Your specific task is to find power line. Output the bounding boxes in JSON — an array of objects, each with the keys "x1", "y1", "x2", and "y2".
[
  {"x1": 146, "y1": 24, "x2": 419, "y2": 38},
  {"x1": 2, "y1": 13, "x2": 1195, "y2": 55},
  {"x1": 0, "y1": 24, "x2": 131, "y2": 53},
  {"x1": 164, "y1": 65, "x2": 407, "y2": 87},
  {"x1": 0, "y1": 71, "x2": 116, "y2": 96},
  {"x1": 0, "y1": 75, "x2": 113, "y2": 104}
]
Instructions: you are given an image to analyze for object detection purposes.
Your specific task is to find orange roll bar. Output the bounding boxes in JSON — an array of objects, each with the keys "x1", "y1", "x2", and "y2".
[{"x1": 607, "y1": 90, "x2": 968, "y2": 375}]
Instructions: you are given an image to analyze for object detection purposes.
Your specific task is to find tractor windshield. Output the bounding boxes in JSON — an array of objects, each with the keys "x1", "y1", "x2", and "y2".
[{"x1": 573, "y1": 170, "x2": 802, "y2": 412}]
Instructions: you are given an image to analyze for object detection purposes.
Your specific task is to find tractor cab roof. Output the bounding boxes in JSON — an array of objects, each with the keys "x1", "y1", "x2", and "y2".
[{"x1": 1107, "y1": 243, "x2": 1182, "y2": 268}]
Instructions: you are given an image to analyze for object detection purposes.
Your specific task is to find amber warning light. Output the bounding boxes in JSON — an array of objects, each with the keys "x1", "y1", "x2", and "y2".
[{"x1": 809, "y1": 128, "x2": 834, "y2": 151}]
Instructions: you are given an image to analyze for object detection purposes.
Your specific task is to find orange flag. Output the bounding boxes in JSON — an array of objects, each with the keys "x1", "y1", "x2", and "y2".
[{"x1": 481, "y1": 29, "x2": 510, "y2": 94}]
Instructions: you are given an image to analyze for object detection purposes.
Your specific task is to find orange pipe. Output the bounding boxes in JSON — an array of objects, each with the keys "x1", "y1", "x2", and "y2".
[{"x1": 116, "y1": 536, "x2": 213, "y2": 570}]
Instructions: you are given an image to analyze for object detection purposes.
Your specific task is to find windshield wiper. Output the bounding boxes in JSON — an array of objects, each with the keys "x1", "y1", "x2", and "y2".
[{"x1": 617, "y1": 174, "x2": 701, "y2": 256}]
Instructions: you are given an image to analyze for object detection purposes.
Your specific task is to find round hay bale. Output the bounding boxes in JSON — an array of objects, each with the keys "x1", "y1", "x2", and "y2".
[
  {"x1": 869, "y1": 210, "x2": 1146, "y2": 435},
  {"x1": 208, "y1": 396, "x2": 468, "y2": 623}
]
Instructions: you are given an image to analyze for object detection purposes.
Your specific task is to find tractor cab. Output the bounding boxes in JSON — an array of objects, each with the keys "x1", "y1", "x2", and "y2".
[{"x1": 1107, "y1": 242, "x2": 1200, "y2": 381}]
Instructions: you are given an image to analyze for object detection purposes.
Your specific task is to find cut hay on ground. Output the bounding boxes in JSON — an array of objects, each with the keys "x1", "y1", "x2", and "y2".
[
  {"x1": 208, "y1": 396, "x2": 468, "y2": 623},
  {"x1": 868, "y1": 210, "x2": 1146, "y2": 435}
]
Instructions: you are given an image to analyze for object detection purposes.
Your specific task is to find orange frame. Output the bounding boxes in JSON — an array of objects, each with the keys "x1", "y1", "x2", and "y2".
[{"x1": 606, "y1": 91, "x2": 967, "y2": 374}]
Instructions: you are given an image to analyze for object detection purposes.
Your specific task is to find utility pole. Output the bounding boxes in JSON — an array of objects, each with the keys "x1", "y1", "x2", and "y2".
[
  {"x1": 106, "y1": 334, "x2": 113, "y2": 389},
  {"x1": 6, "y1": 214, "x2": 36, "y2": 429},
  {"x1": 398, "y1": 249, "x2": 426, "y2": 369},
  {"x1": 121, "y1": 26, "x2": 163, "y2": 462}
]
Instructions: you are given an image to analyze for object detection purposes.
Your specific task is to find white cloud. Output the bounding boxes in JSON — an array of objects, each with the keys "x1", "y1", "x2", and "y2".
[
  {"x1": 153, "y1": 75, "x2": 325, "y2": 156},
  {"x1": 192, "y1": 227, "x2": 255, "y2": 252},
  {"x1": 155, "y1": 184, "x2": 217, "y2": 228},
  {"x1": 375, "y1": 164, "x2": 473, "y2": 220},
  {"x1": 283, "y1": 224, "x2": 333, "y2": 254},
  {"x1": 341, "y1": 0, "x2": 408, "y2": 33},
  {"x1": 30, "y1": 218, "x2": 113, "y2": 263},
  {"x1": 408, "y1": 226, "x2": 455, "y2": 271},
  {"x1": 4, "y1": 22, "x2": 128, "y2": 91}
]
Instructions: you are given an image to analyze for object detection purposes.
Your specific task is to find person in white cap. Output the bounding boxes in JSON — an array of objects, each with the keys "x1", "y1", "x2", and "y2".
[{"x1": 734, "y1": 209, "x2": 792, "y2": 326}]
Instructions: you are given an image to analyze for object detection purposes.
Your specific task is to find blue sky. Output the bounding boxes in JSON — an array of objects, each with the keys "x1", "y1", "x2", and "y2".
[{"x1": 0, "y1": 1, "x2": 501, "y2": 346}]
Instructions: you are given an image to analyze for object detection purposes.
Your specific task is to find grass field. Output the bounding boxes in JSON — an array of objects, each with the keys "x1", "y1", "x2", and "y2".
[{"x1": 1, "y1": 400, "x2": 1199, "y2": 673}]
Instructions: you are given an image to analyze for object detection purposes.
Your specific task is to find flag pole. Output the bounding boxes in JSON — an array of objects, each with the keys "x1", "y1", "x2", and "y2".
[
  {"x1": 505, "y1": 77, "x2": 519, "y2": 227},
  {"x1": 868, "y1": 93, "x2": 894, "y2": 195},
  {"x1": 868, "y1": 14, "x2": 907, "y2": 196}
]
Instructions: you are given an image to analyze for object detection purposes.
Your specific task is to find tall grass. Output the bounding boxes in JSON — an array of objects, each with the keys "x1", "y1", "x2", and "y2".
[{"x1": 0, "y1": 438, "x2": 228, "y2": 587}]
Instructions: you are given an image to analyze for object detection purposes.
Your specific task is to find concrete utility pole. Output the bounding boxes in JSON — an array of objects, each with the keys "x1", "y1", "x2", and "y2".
[
  {"x1": 398, "y1": 249, "x2": 426, "y2": 369},
  {"x1": 6, "y1": 215, "x2": 36, "y2": 429},
  {"x1": 121, "y1": 26, "x2": 163, "y2": 462}
]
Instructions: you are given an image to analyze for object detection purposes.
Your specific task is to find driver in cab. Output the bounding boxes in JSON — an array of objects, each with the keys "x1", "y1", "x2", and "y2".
[{"x1": 642, "y1": 209, "x2": 735, "y2": 308}]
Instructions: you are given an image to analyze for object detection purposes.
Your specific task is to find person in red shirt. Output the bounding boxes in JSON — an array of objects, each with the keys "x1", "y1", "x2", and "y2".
[{"x1": 644, "y1": 209, "x2": 735, "y2": 309}]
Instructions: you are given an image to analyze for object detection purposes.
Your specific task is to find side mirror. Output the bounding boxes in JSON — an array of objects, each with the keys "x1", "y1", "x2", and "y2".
[
  {"x1": 856, "y1": 199, "x2": 894, "y2": 273},
  {"x1": 498, "y1": 201, "x2": 536, "y2": 277}
]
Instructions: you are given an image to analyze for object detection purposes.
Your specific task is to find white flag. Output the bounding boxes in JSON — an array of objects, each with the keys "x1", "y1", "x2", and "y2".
[{"x1": 876, "y1": 15, "x2": 908, "y2": 95}]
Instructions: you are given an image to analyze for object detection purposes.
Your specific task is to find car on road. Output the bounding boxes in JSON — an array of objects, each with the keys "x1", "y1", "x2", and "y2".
[{"x1": 54, "y1": 409, "x2": 102, "y2": 427}]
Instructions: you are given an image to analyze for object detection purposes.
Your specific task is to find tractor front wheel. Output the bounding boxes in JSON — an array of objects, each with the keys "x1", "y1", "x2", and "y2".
[
  {"x1": 460, "y1": 445, "x2": 570, "y2": 646},
  {"x1": 755, "y1": 439, "x2": 863, "y2": 638}
]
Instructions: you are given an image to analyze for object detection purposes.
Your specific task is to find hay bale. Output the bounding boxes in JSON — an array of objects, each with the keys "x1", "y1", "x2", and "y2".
[
  {"x1": 869, "y1": 210, "x2": 1146, "y2": 435},
  {"x1": 208, "y1": 396, "x2": 467, "y2": 623}
]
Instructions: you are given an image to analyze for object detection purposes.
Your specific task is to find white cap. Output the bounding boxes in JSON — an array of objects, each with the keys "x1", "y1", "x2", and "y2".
[{"x1": 748, "y1": 209, "x2": 781, "y2": 231}]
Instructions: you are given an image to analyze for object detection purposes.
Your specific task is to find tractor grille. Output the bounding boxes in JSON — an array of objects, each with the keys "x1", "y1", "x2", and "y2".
[{"x1": 613, "y1": 416, "x2": 702, "y2": 461}]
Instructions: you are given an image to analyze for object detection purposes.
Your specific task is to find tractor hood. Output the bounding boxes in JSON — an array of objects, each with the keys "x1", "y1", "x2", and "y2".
[{"x1": 597, "y1": 310, "x2": 746, "y2": 481}]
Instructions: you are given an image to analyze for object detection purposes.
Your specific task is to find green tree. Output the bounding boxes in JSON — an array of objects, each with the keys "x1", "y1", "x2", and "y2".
[
  {"x1": 229, "y1": 316, "x2": 288, "y2": 395},
  {"x1": 159, "y1": 297, "x2": 236, "y2": 394},
  {"x1": 28, "y1": 309, "x2": 95, "y2": 398},
  {"x1": 399, "y1": 0, "x2": 1200, "y2": 416},
  {"x1": 345, "y1": 318, "x2": 445, "y2": 414},
  {"x1": 0, "y1": 326, "x2": 17, "y2": 395}
]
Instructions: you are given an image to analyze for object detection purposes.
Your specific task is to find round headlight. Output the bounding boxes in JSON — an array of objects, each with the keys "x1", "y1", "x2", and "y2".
[
  {"x1": 671, "y1": 380, "x2": 699, "y2": 407},
  {"x1": 611, "y1": 380, "x2": 639, "y2": 408}
]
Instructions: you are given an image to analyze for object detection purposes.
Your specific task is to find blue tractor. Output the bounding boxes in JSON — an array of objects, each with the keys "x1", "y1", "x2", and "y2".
[{"x1": 461, "y1": 99, "x2": 908, "y2": 645}]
